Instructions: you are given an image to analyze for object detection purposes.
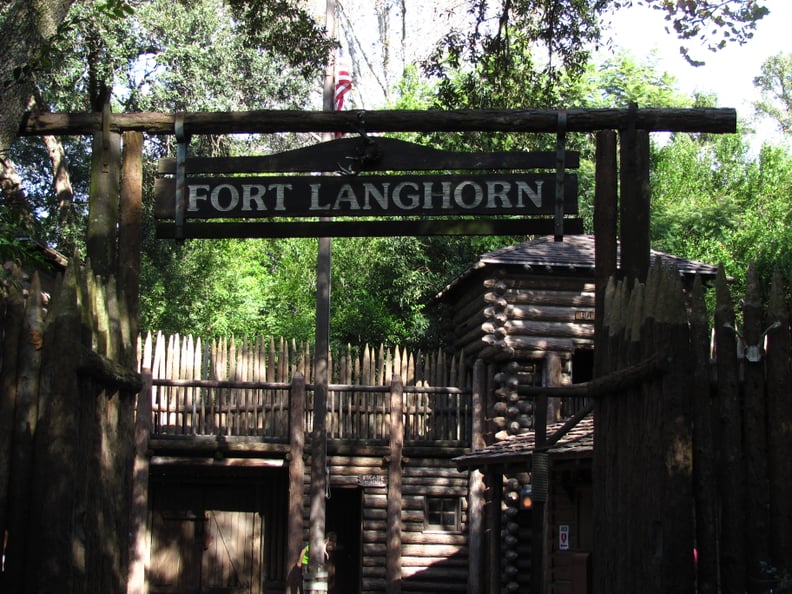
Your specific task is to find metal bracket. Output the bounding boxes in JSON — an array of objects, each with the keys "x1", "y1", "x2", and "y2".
[
  {"x1": 554, "y1": 109, "x2": 567, "y2": 242},
  {"x1": 336, "y1": 112, "x2": 382, "y2": 175},
  {"x1": 175, "y1": 114, "x2": 189, "y2": 241}
]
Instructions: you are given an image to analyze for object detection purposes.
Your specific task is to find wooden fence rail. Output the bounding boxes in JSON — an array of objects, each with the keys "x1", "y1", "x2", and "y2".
[{"x1": 138, "y1": 333, "x2": 472, "y2": 443}]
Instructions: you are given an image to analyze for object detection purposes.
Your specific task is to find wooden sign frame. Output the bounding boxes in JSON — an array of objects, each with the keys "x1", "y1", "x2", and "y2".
[{"x1": 154, "y1": 136, "x2": 582, "y2": 239}]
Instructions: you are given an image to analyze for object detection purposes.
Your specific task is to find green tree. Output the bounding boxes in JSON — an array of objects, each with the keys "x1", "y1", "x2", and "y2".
[
  {"x1": 754, "y1": 52, "x2": 792, "y2": 134},
  {"x1": 1, "y1": 0, "x2": 332, "y2": 251},
  {"x1": 1, "y1": 0, "x2": 77, "y2": 240},
  {"x1": 425, "y1": 0, "x2": 768, "y2": 100},
  {"x1": 651, "y1": 132, "x2": 792, "y2": 294}
]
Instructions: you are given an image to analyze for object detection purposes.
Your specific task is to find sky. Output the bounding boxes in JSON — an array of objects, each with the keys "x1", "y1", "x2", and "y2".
[{"x1": 605, "y1": 0, "x2": 792, "y2": 144}]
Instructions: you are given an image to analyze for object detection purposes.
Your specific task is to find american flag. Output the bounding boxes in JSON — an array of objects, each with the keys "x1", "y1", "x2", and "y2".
[{"x1": 334, "y1": 48, "x2": 352, "y2": 112}]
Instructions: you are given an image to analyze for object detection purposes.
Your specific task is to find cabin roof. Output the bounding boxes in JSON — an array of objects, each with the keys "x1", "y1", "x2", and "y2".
[
  {"x1": 437, "y1": 234, "x2": 719, "y2": 300},
  {"x1": 454, "y1": 415, "x2": 594, "y2": 469}
]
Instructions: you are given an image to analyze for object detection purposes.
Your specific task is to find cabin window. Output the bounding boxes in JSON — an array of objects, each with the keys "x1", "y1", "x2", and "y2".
[{"x1": 424, "y1": 496, "x2": 461, "y2": 532}]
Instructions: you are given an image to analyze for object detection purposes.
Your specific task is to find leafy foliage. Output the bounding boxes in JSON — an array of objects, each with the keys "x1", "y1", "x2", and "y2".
[
  {"x1": 651, "y1": 132, "x2": 792, "y2": 294},
  {"x1": 423, "y1": 0, "x2": 768, "y2": 99},
  {"x1": 754, "y1": 52, "x2": 792, "y2": 135}
]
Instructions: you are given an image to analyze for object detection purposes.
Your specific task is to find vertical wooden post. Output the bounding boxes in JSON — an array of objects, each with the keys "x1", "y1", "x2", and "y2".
[
  {"x1": 713, "y1": 268, "x2": 745, "y2": 594},
  {"x1": 741, "y1": 265, "x2": 770, "y2": 593},
  {"x1": 766, "y1": 270, "x2": 792, "y2": 570},
  {"x1": 594, "y1": 129, "x2": 618, "y2": 370},
  {"x1": 87, "y1": 100, "x2": 121, "y2": 278},
  {"x1": 308, "y1": 250, "x2": 330, "y2": 591},
  {"x1": 3, "y1": 275, "x2": 43, "y2": 592},
  {"x1": 127, "y1": 333, "x2": 153, "y2": 594},
  {"x1": 619, "y1": 106, "x2": 650, "y2": 286},
  {"x1": 690, "y1": 278, "x2": 718, "y2": 594},
  {"x1": 287, "y1": 373, "x2": 306, "y2": 594},
  {"x1": 307, "y1": 0, "x2": 337, "y2": 588},
  {"x1": 486, "y1": 469, "x2": 502, "y2": 594},
  {"x1": 0, "y1": 267, "x2": 24, "y2": 573},
  {"x1": 118, "y1": 130, "x2": 143, "y2": 356},
  {"x1": 26, "y1": 262, "x2": 82, "y2": 593},
  {"x1": 592, "y1": 277, "x2": 623, "y2": 593},
  {"x1": 467, "y1": 359, "x2": 486, "y2": 594},
  {"x1": 529, "y1": 353, "x2": 559, "y2": 594},
  {"x1": 386, "y1": 374, "x2": 404, "y2": 594},
  {"x1": 656, "y1": 267, "x2": 695, "y2": 593},
  {"x1": 545, "y1": 351, "x2": 562, "y2": 424}
]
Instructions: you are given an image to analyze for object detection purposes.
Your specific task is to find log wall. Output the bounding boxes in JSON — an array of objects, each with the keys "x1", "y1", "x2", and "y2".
[
  {"x1": 0, "y1": 260, "x2": 139, "y2": 594},
  {"x1": 593, "y1": 263, "x2": 792, "y2": 594},
  {"x1": 445, "y1": 272, "x2": 595, "y2": 361},
  {"x1": 297, "y1": 450, "x2": 470, "y2": 594}
]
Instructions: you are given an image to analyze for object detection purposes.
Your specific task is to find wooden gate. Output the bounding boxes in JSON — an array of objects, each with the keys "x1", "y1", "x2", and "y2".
[{"x1": 148, "y1": 471, "x2": 288, "y2": 594}]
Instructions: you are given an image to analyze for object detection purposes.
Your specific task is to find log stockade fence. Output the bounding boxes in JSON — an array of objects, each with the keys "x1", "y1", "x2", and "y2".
[
  {"x1": 0, "y1": 260, "x2": 139, "y2": 594},
  {"x1": 138, "y1": 333, "x2": 473, "y2": 444},
  {"x1": 593, "y1": 263, "x2": 792, "y2": 594},
  {"x1": 4, "y1": 257, "x2": 792, "y2": 592}
]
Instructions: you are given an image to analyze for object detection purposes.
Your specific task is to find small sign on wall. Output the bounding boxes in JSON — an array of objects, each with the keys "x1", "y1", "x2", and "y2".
[
  {"x1": 559, "y1": 524, "x2": 570, "y2": 550},
  {"x1": 357, "y1": 474, "x2": 386, "y2": 488}
]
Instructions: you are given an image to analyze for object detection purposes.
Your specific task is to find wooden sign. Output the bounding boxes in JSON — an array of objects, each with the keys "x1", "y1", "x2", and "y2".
[
  {"x1": 154, "y1": 138, "x2": 582, "y2": 238},
  {"x1": 154, "y1": 173, "x2": 578, "y2": 220},
  {"x1": 357, "y1": 474, "x2": 386, "y2": 488}
]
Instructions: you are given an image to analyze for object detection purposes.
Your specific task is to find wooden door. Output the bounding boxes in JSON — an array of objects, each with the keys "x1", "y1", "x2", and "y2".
[
  {"x1": 148, "y1": 480, "x2": 275, "y2": 594},
  {"x1": 201, "y1": 509, "x2": 264, "y2": 593},
  {"x1": 149, "y1": 510, "x2": 204, "y2": 593}
]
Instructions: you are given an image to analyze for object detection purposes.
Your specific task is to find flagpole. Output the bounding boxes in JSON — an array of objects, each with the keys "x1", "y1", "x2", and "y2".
[{"x1": 306, "y1": 0, "x2": 335, "y2": 592}]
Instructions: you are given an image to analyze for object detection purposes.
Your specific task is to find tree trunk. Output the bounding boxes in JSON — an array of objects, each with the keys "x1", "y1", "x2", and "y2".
[{"x1": 0, "y1": 0, "x2": 76, "y2": 200}]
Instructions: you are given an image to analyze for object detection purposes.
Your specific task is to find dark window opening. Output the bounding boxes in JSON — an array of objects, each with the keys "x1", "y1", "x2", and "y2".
[
  {"x1": 424, "y1": 496, "x2": 462, "y2": 532},
  {"x1": 572, "y1": 349, "x2": 594, "y2": 384}
]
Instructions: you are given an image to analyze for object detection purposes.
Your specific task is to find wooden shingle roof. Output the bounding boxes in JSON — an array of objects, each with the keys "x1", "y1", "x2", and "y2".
[
  {"x1": 480, "y1": 235, "x2": 718, "y2": 275},
  {"x1": 455, "y1": 415, "x2": 594, "y2": 469},
  {"x1": 437, "y1": 234, "x2": 719, "y2": 300}
]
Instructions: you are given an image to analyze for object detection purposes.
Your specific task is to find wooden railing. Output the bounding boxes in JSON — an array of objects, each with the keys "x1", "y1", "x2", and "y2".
[
  {"x1": 141, "y1": 333, "x2": 472, "y2": 443},
  {"x1": 149, "y1": 379, "x2": 471, "y2": 442}
]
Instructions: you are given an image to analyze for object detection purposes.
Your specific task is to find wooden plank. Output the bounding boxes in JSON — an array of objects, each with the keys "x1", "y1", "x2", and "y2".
[
  {"x1": 618, "y1": 122, "x2": 650, "y2": 285},
  {"x1": 387, "y1": 374, "x2": 404, "y2": 594},
  {"x1": 741, "y1": 265, "x2": 770, "y2": 587},
  {"x1": 19, "y1": 107, "x2": 738, "y2": 136},
  {"x1": 713, "y1": 268, "x2": 745, "y2": 594},
  {"x1": 287, "y1": 373, "x2": 305, "y2": 594},
  {"x1": 157, "y1": 139, "x2": 579, "y2": 174},
  {"x1": 766, "y1": 270, "x2": 792, "y2": 569},
  {"x1": 594, "y1": 129, "x2": 618, "y2": 369},
  {"x1": 482, "y1": 278, "x2": 597, "y2": 292},
  {"x1": 156, "y1": 217, "x2": 585, "y2": 239},
  {"x1": 484, "y1": 289, "x2": 595, "y2": 307},
  {"x1": 483, "y1": 335, "x2": 594, "y2": 352},
  {"x1": 496, "y1": 320, "x2": 595, "y2": 339},
  {"x1": 502, "y1": 304, "x2": 596, "y2": 323},
  {"x1": 150, "y1": 456, "x2": 285, "y2": 467},
  {"x1": 153, "y1": 172, "x2": 579, "y2": 219}
]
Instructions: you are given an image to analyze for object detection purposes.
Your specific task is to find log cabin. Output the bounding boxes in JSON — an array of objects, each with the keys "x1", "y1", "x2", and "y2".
[
  {"x1": 440, "y1": 234, "x2": 719, "y2": 594},
  {"x1": 134, "y1": 234, "x2": 718, "y2": 594}
]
